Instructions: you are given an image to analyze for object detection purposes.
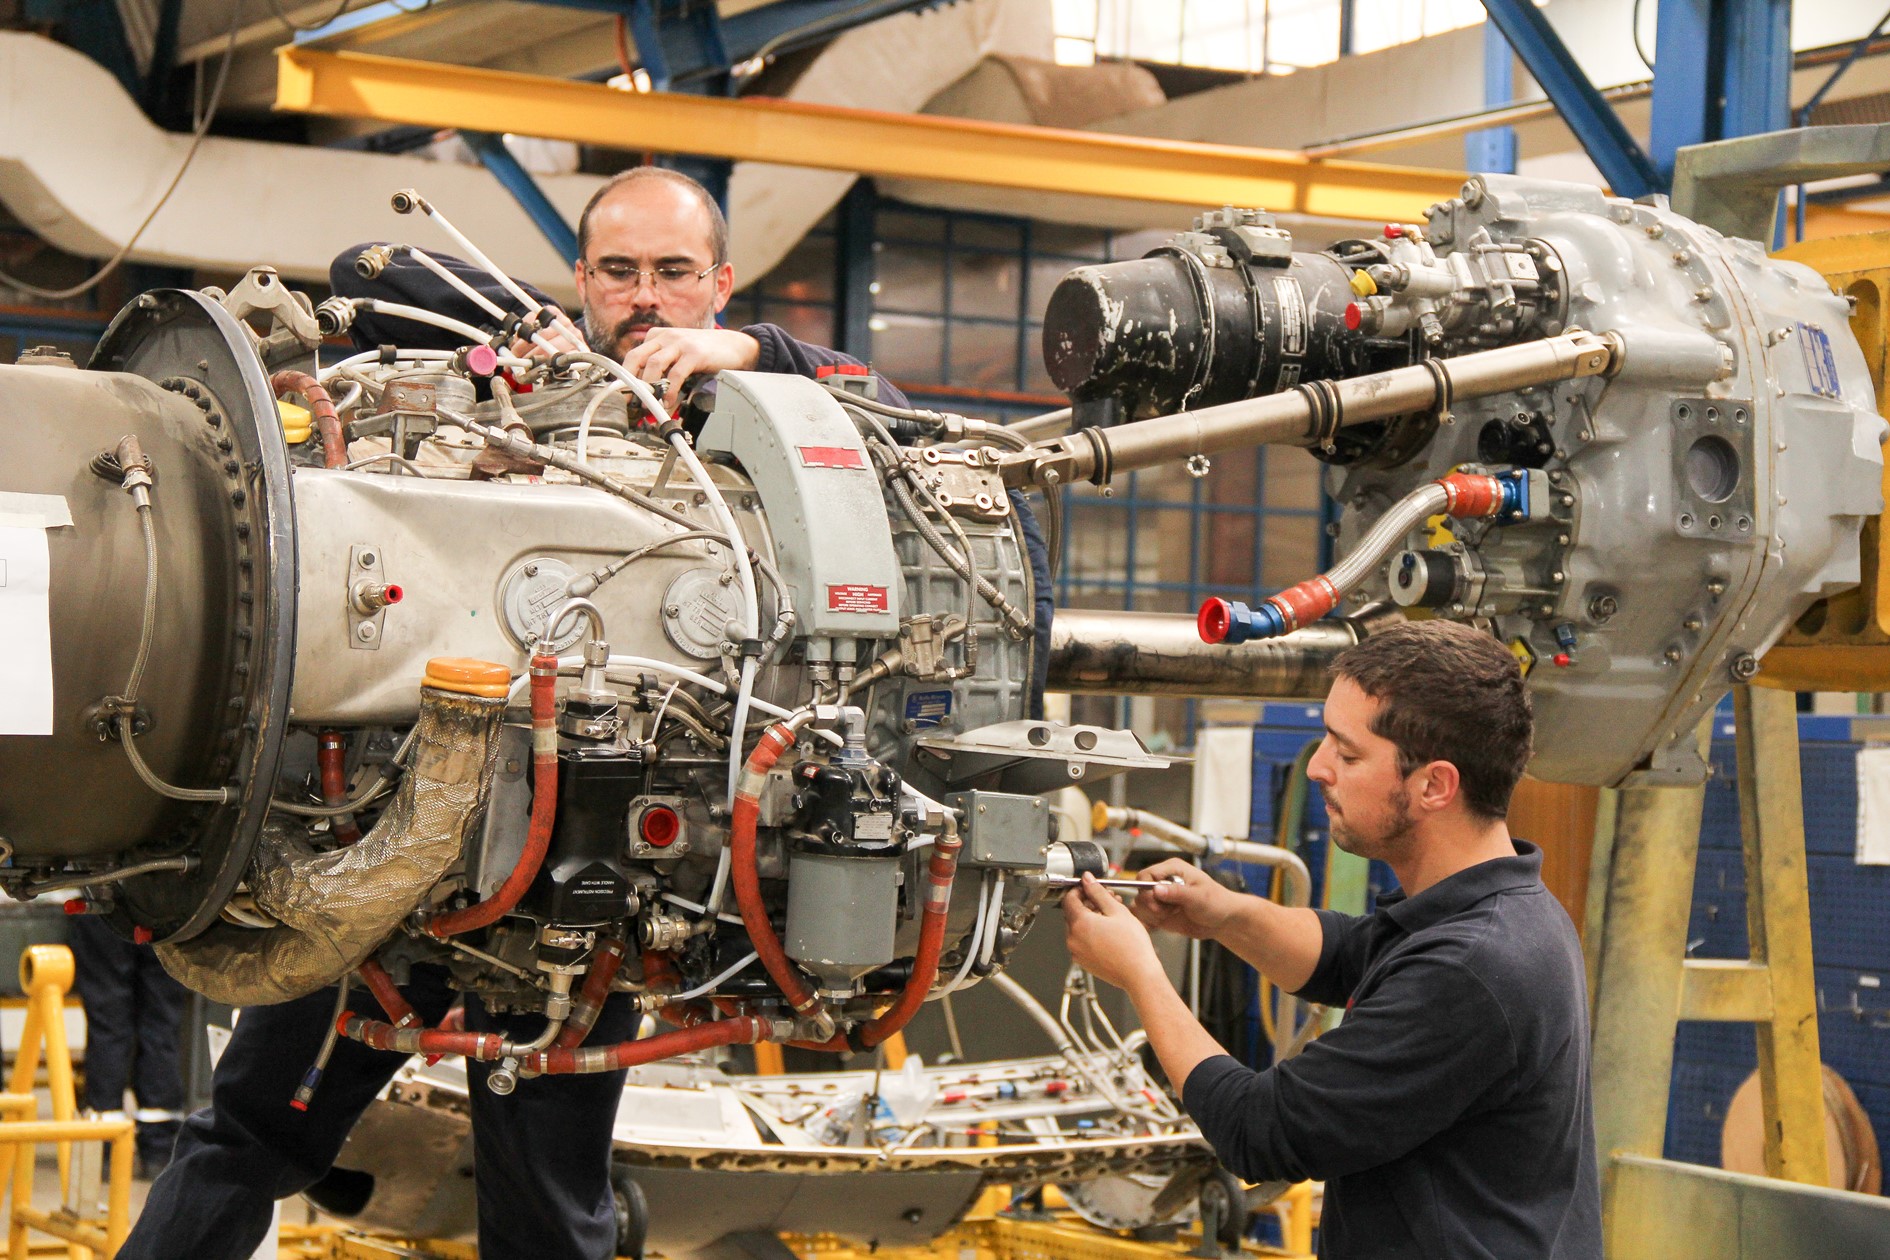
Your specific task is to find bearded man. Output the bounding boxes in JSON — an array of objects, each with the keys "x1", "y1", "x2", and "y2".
[{"x1": 1064, "y1": 619, "x2": 1602, "y2": 1260}]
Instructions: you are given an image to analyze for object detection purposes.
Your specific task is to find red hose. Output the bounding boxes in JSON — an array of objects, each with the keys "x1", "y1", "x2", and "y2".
[
  {"x1": 858, "y1": 825, "x2": 962, "y2": 1049},
  {"x1": 520, "y1": 1013, "x2": 770, "y2": 1076},
  {"x1": 317, "y1": 730, "x2": 362, "y2": 846},
  {"x1": 271, "y1": 370, "x2": 346, "y2": 470},
  {"x1": 555, "y1": 939, "x2": 628, "y2": 1050},
  {"x1": 427, "y1": 654, "x2": 560, "y2": 938},
  {"x1": 356, "y1": 960, "x2": 417, "y2": 1028},
  {"x1": 731, "y1": 723, "x2": 825, "y2": 1023}
]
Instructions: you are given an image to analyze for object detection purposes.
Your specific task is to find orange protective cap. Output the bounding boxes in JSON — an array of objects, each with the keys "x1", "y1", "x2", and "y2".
[{"x1": 423, "y1": 657, "x2": 513, "y2": 698}]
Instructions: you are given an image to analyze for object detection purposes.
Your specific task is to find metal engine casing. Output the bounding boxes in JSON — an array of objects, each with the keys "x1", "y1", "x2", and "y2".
[{"x1": 1333, "y1": 175, "x2": 1886, "y2": 785}]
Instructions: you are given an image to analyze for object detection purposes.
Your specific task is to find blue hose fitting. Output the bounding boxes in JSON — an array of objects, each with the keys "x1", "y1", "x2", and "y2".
[{"x1": 1197, "y1": 597, "x2": 1288, "y2": 645}]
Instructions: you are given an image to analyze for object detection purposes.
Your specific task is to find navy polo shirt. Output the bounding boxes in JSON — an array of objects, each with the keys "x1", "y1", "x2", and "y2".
[{"x1": 1181, "y1": 841, "x2": 1602, "y2": 1259}]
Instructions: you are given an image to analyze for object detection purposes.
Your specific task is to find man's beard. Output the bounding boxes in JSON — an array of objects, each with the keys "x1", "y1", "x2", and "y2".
[
  {"x1": 583, "y1": 303, "x2": 671, "y2": 360},
  {"x1": 1324, "y1": 783, "x2": 1415, "y2": 860}
]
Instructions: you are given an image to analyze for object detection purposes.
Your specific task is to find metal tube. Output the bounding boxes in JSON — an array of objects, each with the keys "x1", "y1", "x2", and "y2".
[
  {"x1": 1002, "y1": 330, "x2": 1619, "y2": 489},
  {"x1": 1047, "y1": 605, "x2": 1399, "y2": 699},
  {"x1": 1097, "y1": 804, "x2": 1313, "y2": 910}
]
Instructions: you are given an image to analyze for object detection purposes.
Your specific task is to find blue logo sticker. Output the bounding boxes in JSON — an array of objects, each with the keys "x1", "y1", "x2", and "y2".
[
  {"x1": 904, "y1": 689, "x2": 953, "y2": 728},
  {"x1": 1798, "y1": 322, "x2": 1842, "y2": 399}
]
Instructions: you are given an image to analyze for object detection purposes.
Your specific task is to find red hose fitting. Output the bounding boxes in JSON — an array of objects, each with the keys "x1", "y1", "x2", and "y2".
[
  {"x1": 1438, "y1": 472, "x2": 1504, "y2": 519},
  {"x1": 731, "y1": 723, "x2": 827, "y2": 1023},
  {"x1": 427, "y1": 654, "x2": 559, "y2": 938},
  {"x1": 271, "y1": 370, "x2": 347, "y2": 470},
  {"x1": 1267, "y1": 575, "x2": 1340, "y2": 635},
  {"x1": 317, "y1": 730, "x2": 362, "y2": 846},
  {"x1": 857, "y1": 826, "x2": 962, "y2": 1049}
]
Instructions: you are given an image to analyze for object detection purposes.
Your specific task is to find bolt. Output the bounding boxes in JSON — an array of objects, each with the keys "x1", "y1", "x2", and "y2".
[
  {"x1": 360, "y1": 550, "x2": 378, "y2": 568},
  {"x1": 664, "y1": 605, "x2": 680, "y2": 618},
  {"x1": 1730, "y1": 653, "x2": 1760, "y2": 681},
  {"x1": 1707, "y1": 579, "x2": 1727, "y2": 596},
  {"x1": 356, "y1": 622, "x2": 378, "y2": 642},
  {"x1": 524, "y1": 563, "x2": 538, "y2": 577},
  {"x1": 1684, "y1": 616, "x2": 1702, "y2": 631},
  {"x1": 1664, "y1": 647, "x2": 1683, "y2": 664},
  {"x1": 1587, "y1": 594, "x2": 1618, "y2": 622}
]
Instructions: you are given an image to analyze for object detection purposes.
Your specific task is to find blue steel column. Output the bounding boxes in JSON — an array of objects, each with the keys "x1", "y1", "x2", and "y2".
[
  {"x1": 1648, "y1": 0, "x2": 1713, "y2": 186},
  {"x1": 1719, "y1": 0, "x2": 1791, "y2": 141},
  {"x1": 1466, "y1": 20, "x2": 1518, "y2": 174}
]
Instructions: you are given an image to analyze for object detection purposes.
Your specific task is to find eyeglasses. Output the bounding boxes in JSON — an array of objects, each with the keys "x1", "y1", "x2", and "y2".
[{"x1": 583, "y1": 261, "x2": 716, "y2": 294}]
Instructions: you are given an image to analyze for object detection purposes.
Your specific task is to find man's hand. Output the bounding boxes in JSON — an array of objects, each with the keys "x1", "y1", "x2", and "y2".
[
  {"x1": 1063, "y1": 873, "x2": 1167, "y2": 993},
  {"x1": 622, "y1": 328, "x2": 761, "y2": 408},
  {"x1": 1129, "y1": 859, "x2": 1239, "y2": 941}
]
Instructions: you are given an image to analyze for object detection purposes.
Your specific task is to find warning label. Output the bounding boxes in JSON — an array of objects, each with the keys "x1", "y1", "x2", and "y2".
[
  {"x1": 827, "y1": 584, "x2": 889, "y2": 614},
  {"x1": 797, "y1": 445, "x2": 867, "y2": 469}
]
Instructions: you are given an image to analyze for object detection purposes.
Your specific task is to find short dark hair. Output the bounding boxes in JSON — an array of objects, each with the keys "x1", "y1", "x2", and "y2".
[
  {"x1": 1329, "y1": 620, "x2": 1533, "y2": 820},
  {"x1": 576, "y1": 166, "x2": 728, "y2": 267}
]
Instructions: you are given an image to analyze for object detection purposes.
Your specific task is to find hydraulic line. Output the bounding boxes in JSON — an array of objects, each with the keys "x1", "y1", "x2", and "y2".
[
  {"x1": 730, "y1": 719, "x2": 833, "y2": 1038},
  {"x1": 517, "y1": 1011, "x2": 782, "y2": 1076},
  {"x1": 389, "y1": 189, "x2": 569, "y2": 353},
  {"x1": 1198, "y1": 471, "x2": 1524, "y2": 643},
  {"x1": 292, "y1": 977, "x2": 351, "y2": 1112},
  {"x1": 1097, "y1": 804, "x2": 1312, "y2": 910},
  {"x1": 102, "y1": 436, "x2": 231, "y2": 806},
  {"x1": 425, "y1": 652, "x2": 559, "y2": 937},
  {"x1": 271, "y1": 370, "x2": 346, "y2": 469},
  {"x1": 555, "y1": 939, "x2": 630, "y2": 1051},
  {"x1": 316, "y1": 731, "x2": 362, "y2": 845},
  {"x1": 854, "y1": 815, "x2": 961, "y2": 1049},
  {"x1": 932, "y1": 871, "x2": 991, "y2": 999}
]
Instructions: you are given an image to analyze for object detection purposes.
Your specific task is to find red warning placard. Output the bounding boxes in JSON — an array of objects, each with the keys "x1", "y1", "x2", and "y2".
[
  {"x1": 797, "y1": 445, "x2": 866, "y2": 469},
  {"x1": 827, "y1": 584, "x2": 889, "y2": 614}
]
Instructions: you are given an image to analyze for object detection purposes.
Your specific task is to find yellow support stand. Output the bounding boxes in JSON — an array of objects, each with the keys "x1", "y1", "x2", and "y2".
[
  {"x1": 0, "y1": 945, "x2": 135, "y2": 1259},
  {"x1": 1586, "y1": 687, "x2": 1830, "y2": 1250}
]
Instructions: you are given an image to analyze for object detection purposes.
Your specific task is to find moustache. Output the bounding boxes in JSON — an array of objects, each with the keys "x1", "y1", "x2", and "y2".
[{"x1": 614, "y1": 314, "x2": 673, "y2": 344}]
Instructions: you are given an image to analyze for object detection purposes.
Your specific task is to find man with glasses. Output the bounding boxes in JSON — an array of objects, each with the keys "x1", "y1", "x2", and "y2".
[
  {"x1": 335, "y1": 165, "x2": 899, "y2": 415},
  {"x1": 127, "y1": 167, "x2": 1052, "y2": 1260}
]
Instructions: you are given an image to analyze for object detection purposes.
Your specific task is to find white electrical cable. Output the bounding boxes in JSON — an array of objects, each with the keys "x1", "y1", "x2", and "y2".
[
  {"x1": 660, "y1": 892, "x2": 745, "y2": 926},
  {"x1": 933, "y1": 873, "x2": 994, "y2": 1000},
  {"x1": 976, "y1": 872, "x2": 1005, "y2": 968},
  {"x1": 358, "y1": 299, "x2": 492, "y2": 346},
  {"x1": 403, "y1": 193, "x2": 553, "y2": 326},
  {"x1": 405, "y1": 246, "x2": 513, "y2": 324},
  {"x1": 574, "y1": 383, "x2": 627, "y2": 464},
  {"x1": 674, "y1": 950, "x2": 761, "y2": 1002}
]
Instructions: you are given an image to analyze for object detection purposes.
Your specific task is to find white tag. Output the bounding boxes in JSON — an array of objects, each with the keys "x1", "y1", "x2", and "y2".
[
  {"x1": 0, "y1": 525, "x2": 54, "y2": 736},
  {"x1": 854, "y1": 812, "x2": 893, "y2": 841}
]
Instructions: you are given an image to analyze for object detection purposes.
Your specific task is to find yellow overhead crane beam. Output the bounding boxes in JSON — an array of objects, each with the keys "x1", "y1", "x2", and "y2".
[{"x1": 275, "y1": 47, "x2": 1466, "y2": 224}]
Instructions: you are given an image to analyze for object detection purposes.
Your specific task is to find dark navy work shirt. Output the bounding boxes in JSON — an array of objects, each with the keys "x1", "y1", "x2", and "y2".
[{"x1": 1182, "y1": 841, "x2": 1602, "y2": 1259}]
